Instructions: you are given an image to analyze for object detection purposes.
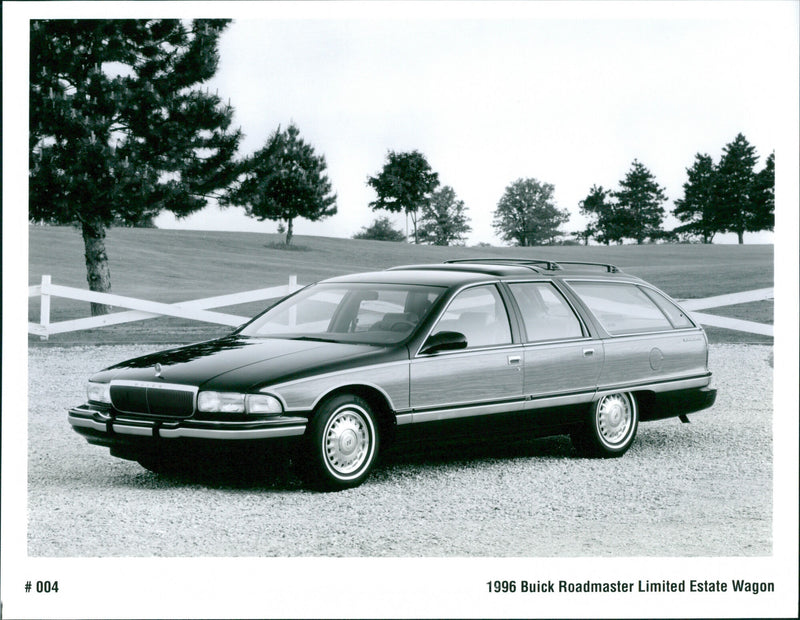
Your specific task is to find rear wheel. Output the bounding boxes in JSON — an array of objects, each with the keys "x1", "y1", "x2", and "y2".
[
  {"x1": 572, "y1": 391, "x2": 638, "y2": 457},
  {"x1": 302, "y1": 394, "x2": 379, "y2": 491}
]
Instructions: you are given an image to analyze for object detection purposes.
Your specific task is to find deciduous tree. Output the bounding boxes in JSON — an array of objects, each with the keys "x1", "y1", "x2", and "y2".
[
  {"x1": 366, "y1": 150, "x2": 439, "y2": 243},
  {"x1": 29, "y1": 19, "x2": 241, "y2": 314},
  {"x1": 492, "y1": 178, "x2": 570, "y2": 246},
  {"x1": 353, "y1": 216, "x2": 406, "y2": 242},
  {"x1": 223, "y1": 123, "x2": 337, "y2": 246},
  {"x1": 417, "y1": 186, "x2": 471, "y2": 246},
  {"x1": 577, "y1": 184, "x2": 628, "y2": 245}
]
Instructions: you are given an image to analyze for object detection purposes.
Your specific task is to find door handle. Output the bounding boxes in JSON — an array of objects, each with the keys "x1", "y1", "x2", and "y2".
[
  {"x1": 583, "y1": 348, "x2": 595, "y2": 357},
  {"x1": 507, "y1": 355, "x2": 521, "y2": 365}
]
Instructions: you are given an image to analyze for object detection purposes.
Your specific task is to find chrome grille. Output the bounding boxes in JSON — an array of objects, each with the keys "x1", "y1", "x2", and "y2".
[{"x1": 109, "y1": 381, "x2": 197, "y2": 418}]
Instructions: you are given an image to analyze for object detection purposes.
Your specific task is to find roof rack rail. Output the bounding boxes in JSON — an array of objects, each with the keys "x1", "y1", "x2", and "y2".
[
  {"x1": 442, "y1": 258, "x2": 621, "y2": 273},
  {"x1": 554, "y1": 261, "x2": 620, "y2": 273},
  {"x1": 443, "y1": 257, "x2": 561, "y2": 271}
]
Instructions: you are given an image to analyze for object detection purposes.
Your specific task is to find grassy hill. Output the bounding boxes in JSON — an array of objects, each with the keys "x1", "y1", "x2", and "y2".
[{"x1": 28, "y1": 225, "x2": 773, "y2": 344}]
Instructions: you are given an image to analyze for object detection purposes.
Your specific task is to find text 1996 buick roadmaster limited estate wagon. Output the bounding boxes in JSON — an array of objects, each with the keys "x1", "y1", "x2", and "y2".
[{"x1": 69, "y1": 259, "x2": 716, "y2": 490}]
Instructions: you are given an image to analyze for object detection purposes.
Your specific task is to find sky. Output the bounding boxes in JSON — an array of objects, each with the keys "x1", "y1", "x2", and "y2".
[{"x1": 137, "y1": 1, "x2": 797, "y2": 244}]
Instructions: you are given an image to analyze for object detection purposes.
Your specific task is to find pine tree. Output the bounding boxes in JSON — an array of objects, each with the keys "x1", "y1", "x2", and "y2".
[
  {"x1": 713, "y1": 133, "x2": 759, "y2": 244},
  {"x1": 673, "y1": 153, "x2": 719, "y2": 243},
  {"x1": 29, "y1": 19, "x2": 241, "y2": 314},
  {"x1": 223, "y1": 123, "x2": 337, "y2": 246},
  {"x1": 751, "y1": 151, "x2": 775, "y2": 233},
  {"x1": 417, "y1": 186, "x2": 472, "y2": 246},
  {"x1": 613, "y1": 160, "x2": 667, "y2": 244}
]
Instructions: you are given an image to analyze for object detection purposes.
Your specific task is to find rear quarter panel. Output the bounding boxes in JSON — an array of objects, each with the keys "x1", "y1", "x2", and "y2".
[{"x1": 598, "y1": 329, "x2": 709, "y2": 389}]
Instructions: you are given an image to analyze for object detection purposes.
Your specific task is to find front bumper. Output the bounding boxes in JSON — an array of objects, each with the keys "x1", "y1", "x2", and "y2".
[{"x1": 68, "y1": 404, "x2": 308, "y2": 444}]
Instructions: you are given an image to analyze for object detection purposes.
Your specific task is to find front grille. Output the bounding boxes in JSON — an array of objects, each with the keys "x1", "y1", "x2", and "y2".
[{"x1": 110, "y1": 381, "x2": 196, "y2": 418}]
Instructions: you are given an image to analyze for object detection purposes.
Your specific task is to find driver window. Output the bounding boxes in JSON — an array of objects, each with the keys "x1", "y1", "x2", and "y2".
[{"x1": 431, "y1": 285, "x2": 512, "y2": 348}]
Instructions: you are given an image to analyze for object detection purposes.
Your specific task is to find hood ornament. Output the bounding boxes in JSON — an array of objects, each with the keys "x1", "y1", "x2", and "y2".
[{"x1": 154, "y1": 363, "x2": 163, "y2": 378}]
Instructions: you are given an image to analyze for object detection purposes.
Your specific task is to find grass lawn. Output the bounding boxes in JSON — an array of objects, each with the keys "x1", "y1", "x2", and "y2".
[{"x1": 28, "y1": 225, "x2": 773, "y2": 345}]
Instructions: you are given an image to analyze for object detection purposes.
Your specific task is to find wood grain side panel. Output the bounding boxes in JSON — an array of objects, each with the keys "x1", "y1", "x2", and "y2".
[
  {"x1": 599, "y1": 331, "x2": 708, "y2": 389},
  {"x1": 410, "y1": 348, "x2": 524, "y2": 409},
  {"x1": 273, "y1": 363, "x2": 409, "y2": 411}
]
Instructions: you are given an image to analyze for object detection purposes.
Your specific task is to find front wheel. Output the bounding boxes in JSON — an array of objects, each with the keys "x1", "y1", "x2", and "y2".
[
  {"x1": 302, "y1": 394, "x2": 379, "y2": 491},
  {"x1": 571, "y1": 391, "x2": 638, "y2": 458}
]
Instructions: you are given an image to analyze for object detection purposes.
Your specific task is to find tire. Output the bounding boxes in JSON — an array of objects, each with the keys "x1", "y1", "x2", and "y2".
[
  {"x1": 571, "y1": 391, "x2": 638, "y2": 458},
  {"x1": 302, "y1": 394, "x2": 379, "y2": 491}
]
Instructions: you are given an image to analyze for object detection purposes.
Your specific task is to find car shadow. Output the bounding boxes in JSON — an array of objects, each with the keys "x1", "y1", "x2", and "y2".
[
  {"x1": 380, "y1": 433, "x2": 575, "y2": 467},
  {"x1": 135, "y1": 450, "x2": 305, "y2": 491},
  {"x1": 138, "y1": 434, "x2": 577, "y2": 491}
]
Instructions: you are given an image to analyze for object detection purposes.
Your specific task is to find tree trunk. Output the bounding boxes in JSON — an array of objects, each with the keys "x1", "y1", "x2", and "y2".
[
  {"x1": 285, "y1": 218, "x2": 294, "y2": 245},
  {"x1": 81, "y1": 219, "x2": 113, "y2": 316},
  {"x1": 737, "y1": 230, "x2": 744, "y2": 244}
]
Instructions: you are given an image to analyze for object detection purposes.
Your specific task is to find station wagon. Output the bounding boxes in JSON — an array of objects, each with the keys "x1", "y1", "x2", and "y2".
[{"x1": 69, "y1": 259, "x2": 717, "y2": 490}]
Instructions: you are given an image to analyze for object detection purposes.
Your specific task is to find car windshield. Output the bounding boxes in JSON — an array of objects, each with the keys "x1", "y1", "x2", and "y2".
[{"x1": 240, "y1": 282, "x2": 446, "y2": 345}]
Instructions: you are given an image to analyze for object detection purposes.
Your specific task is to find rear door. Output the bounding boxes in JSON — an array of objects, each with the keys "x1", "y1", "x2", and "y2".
[{"x1": 506, "y1": 281, "x2": 603, "y2": 410}]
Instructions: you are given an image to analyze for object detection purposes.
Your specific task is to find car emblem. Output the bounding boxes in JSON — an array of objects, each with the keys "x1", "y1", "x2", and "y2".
[{"x1": 154, "y1": 363, "x2": 163, "y2": 378}]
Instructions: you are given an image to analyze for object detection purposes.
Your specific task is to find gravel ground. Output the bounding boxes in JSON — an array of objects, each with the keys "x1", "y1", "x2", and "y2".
[{"x1": 26, "y1": 344, "x2": 772, "y2": 557}]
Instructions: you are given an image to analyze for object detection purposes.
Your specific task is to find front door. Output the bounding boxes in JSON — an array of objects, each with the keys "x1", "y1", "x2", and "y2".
[{"x1": 409, "y1": 284, "x2": 525, "y2": 423}]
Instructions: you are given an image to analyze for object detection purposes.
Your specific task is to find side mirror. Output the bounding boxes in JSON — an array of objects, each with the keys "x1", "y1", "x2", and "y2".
[{"x1": 420, "y1": 331, "x2": 468, "y2": 355}]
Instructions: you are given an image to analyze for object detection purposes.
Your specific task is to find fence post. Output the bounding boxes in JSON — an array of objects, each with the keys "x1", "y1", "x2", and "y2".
[
  {"x1": 288, "y1": 275, "x2": 297, "y2": 327},
  {"x1": 39, "y1": 275, "x2": 51, "y2": 340}
]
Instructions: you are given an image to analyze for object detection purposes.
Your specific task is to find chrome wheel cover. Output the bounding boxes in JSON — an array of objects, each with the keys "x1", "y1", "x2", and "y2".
[
  {"x1": 595, "y1": 393, "x2": 634, "y2": 447},
  {"x1": 323, "y1": 406, "x2": 372, "y2": 477}
]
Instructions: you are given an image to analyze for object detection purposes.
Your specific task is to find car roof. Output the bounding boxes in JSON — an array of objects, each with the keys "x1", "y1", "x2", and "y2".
[{"x1": 323, "y1": 259, "x2": 642, "y2": 287}]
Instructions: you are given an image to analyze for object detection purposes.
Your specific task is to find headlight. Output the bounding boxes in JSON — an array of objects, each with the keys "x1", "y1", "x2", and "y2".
[
  {"x1": 197, "y1": 391, "x2": 245, "y2": 413},
  {"x1": 197, "y1": 391, "x2": 283, "y2": 415},
  {"x1": 245, "y1": 394, "x2": 283, "y2": 415},
  {"x1": 87, "y1": 381, "x2": 111, "y2": 404}
]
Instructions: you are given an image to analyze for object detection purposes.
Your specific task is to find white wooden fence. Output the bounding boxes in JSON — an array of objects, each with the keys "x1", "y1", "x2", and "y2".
[
  {"x1": 28, "y1": 275, "x2": 774, "y2": 340},
  {"x1": 678, "y1": 288, "x2": 774, "y2": 337},
  {"x1": 28, "y1": 275, "x2": 302, "y2": 340}
]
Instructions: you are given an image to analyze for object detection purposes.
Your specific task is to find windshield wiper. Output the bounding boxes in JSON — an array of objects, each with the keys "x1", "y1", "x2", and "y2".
[{"x1": 288, "y1": 335, "x2": 340, "y2": 343}]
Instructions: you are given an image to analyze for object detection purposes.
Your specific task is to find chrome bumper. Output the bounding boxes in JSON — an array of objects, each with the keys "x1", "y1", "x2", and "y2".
[{"x1": 68, "y1": 405, "x2": 307, "y2": 441}]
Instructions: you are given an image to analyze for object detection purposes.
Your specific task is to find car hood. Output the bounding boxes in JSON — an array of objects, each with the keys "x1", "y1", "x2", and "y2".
[{"x1": 91, "y1": 335, "x2": 397, "y2": 392}]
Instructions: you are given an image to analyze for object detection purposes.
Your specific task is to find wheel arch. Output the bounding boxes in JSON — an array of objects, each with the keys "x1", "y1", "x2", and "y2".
[
  {"x1": 630, "y1": 390, "x2": 656, "y2": 421},
  {"x1": 311, "y1": 384, "x2": 398, "y2": 445}
]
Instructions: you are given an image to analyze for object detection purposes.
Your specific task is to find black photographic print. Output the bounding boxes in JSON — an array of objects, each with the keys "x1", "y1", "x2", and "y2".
[{"x1": 4, "y1": 1, "x2": 798, "y2": 618}]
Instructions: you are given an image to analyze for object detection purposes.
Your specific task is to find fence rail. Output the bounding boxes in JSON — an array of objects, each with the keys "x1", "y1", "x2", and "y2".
[
  {"x1": 28, "y1": 275, "x2": 773, "y2": 340},
  {"x1": 28, "y1": 275, "x2": 302, "y2": 340}
]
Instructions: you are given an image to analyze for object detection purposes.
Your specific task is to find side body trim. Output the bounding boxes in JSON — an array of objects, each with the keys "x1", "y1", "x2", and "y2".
[{"x1": 392, "y1": 375, "x2": 711, "y2": 425}]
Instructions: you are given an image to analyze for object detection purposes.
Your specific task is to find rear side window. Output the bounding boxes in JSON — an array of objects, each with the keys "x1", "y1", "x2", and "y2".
[
  {"x1": 508, "y1": 282, "x2": 584, "y2": 342},
  {"x1": 568, "y1": 282, "x2": 674, "y2": 335},
  {"x1": 642, "y1": 288, "x2": 695, "y2": 329}
]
